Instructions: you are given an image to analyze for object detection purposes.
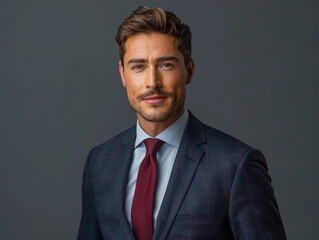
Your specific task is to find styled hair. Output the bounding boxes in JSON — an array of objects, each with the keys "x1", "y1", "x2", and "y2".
[{"x1": 115, "y1": 6, "x2": 192, "y2": 67}]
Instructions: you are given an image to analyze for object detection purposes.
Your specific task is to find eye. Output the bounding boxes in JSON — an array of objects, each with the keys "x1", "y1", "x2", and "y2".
[
  {"x1": 131, "y1": 65, "x2": 145, "y2": 72},
  {"x1": 160, "y1": 63, "x2": 174, "y2": 70}
]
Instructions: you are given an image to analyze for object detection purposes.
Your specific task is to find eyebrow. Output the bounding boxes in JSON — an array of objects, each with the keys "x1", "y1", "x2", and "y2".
[{"x1": 126, "y1": 56, "x2": 179, "y2": 67}]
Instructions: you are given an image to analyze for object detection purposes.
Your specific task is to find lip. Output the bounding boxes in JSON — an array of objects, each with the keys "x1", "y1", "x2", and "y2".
[{"x1": 143, "y1": 95, "x2": 167, "y2": 104}]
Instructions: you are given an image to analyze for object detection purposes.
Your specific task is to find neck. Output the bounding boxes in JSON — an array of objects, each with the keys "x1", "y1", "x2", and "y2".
[{"x1": 137, "y1": 108, "x2": 185, "y2": 137}]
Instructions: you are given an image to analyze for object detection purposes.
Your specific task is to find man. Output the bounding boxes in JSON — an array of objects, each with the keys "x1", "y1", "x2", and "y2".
[{"x1": 77, "y1": 6, "x2": 286, "y2": 240}]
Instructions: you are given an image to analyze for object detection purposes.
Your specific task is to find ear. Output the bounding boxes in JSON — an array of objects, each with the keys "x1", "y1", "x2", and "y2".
[
  {"x1": 119, "y1": 60, "x2": 126, "y2": 87},
  {"x1": 186, "y1": 59, "x2": 195, "y2": 84}
]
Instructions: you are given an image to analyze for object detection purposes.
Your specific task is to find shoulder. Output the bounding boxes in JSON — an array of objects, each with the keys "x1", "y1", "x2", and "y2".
[
  {"x1": 205, "y1": 124, "x2": 251, "y2": 150},
  {"x1": 89, "y1": 125, "x2": 136, "y2": 157},
  {"x1": 82, "y1": 125, "x2": 136, "y2": 173},
  {"x1": 188, "y1": 112, "x2": 254, "y2": 154},
  {"x1": 188, "y1": 112, "x2": 267, "y2": 172}
]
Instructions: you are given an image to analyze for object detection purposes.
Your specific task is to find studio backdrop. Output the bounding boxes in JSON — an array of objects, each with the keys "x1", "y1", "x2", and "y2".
[{"x1": 1, "y1": 0, "x2": 318, "y2": 239}]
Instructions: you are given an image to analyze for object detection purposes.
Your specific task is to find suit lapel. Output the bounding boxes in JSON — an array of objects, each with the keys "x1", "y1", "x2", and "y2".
[
  {"x1": 153, "y1": 113, "x2": 206, "y2": 239},
  {"x1": 110, "y1": 127, "x2": 136, "y2": 240}
]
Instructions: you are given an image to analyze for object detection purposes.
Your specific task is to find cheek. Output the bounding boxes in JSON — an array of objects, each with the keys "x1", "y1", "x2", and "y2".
[
  {"x1": 167, "y1": 78, "x2": 187, "y2": 94},
  {"x1": 165, "y1": 71, "x2": 187, "y2": 88},
  {"x1": 125, "y1": 86, "x2": 136, "y2": 101},
  {"x1": 124, "y1": 73, "x2": 144, "y2": 93},
  {"x1": 124, "y1": 81, "x2": 143, "y2": 101}
]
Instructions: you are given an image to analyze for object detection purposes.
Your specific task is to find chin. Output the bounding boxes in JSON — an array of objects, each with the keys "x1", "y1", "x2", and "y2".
[
  {"x1": 138, "y1": 104, "x2": 184, "y2": 123},
  {"x1": 139, "y1": 111, "x2": 172, "y2": 122}
]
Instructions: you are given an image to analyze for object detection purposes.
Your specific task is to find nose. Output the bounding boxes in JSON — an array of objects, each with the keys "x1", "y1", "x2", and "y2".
[{"x1": 146, "y1": 66, "x2": 162, "y2": 89}]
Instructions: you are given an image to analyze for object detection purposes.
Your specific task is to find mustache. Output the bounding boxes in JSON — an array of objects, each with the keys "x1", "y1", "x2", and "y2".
[{"x1": 137, "y1": 90, "x2": 172, "y2": 101}]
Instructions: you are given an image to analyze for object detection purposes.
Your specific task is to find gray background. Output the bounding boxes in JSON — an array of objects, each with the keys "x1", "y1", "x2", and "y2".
[{"x1": 1, "y1": 0, "x2": 318, "y2": 239}]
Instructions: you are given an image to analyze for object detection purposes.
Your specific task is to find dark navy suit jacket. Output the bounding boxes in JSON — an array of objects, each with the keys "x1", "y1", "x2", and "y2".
[{"x1": 77, "y1": 112, "x2": 286, "y2": 239}]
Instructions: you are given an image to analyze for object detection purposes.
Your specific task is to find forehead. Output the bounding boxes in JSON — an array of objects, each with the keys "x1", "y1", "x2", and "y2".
[{"x1": 123, "y1": 32, "x2": 181, "y2": 61}]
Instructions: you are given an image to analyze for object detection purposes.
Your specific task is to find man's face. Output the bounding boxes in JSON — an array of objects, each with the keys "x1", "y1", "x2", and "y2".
[{"x1": 119, "y1": 32, "x2": 194, "y2": 127}]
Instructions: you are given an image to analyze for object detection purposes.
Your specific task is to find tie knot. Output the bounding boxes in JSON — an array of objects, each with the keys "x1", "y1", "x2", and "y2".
[{"x1": 144, "y1": 138, "x2": 164, "y2": 155}]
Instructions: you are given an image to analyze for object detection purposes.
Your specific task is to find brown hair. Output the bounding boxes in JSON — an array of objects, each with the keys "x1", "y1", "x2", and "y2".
[{"x1": 115, "y1": 6, "x2": 192, "y2": 67}]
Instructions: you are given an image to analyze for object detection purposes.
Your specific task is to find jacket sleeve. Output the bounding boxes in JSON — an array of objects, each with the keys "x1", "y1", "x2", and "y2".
[
  {"x1": 228, "y1": 149, "x2": 287, "y2": 239},
  {"x1": 77, "y1": 148, "x2": 103, "y2": 240}
]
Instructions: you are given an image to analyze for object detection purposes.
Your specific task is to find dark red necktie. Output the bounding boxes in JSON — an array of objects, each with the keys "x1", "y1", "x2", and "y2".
[{"x1": 131, "y1": 138, "x2": 164, "y2": 240}]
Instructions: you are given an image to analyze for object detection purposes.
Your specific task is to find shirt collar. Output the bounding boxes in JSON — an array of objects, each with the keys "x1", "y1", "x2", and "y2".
[{"x1": 135, "y1": 110, "x2": 189, "y2": 148}]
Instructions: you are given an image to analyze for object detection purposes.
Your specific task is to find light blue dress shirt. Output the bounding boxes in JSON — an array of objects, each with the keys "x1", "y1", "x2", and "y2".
[{"x1": 124, "y1": 110, "x2": 189, "y2": 229}]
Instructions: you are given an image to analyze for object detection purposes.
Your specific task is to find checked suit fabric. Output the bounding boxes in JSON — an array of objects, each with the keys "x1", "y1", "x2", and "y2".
[{"x1": 77, "y1": 112, "x2": 286, "y2": 239}]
